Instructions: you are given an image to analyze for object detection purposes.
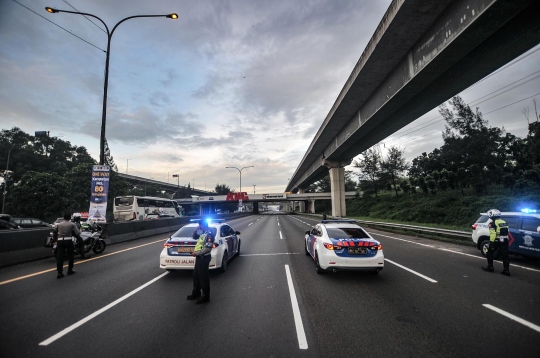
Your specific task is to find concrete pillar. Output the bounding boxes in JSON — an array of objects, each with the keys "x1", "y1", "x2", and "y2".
[
  {"x1": 329, "y1": 167, "x2": 346, "y2": 217},
  {"x1": 253, "y1": 202, "x2": 259, "y2": 214},
  {"x1": 308, "y1": 199, "x2": 315, "y2": 214},
  {"x1": 298, "y1": 188, "x2": 306, "y2": 213}
]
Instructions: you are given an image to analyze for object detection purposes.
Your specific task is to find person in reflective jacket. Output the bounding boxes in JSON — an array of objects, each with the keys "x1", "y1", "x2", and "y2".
[
  {"x1": 187, "y1": 220, "x2": 215, "y2": 304},
  {"x1": 482, "y1": 209, "x2": 510, "y2": 276},
  {"x1": 71, "y1": 213, "x2": 87, "y2": 259}
]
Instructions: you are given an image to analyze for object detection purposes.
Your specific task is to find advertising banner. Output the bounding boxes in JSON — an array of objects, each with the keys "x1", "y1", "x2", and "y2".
[{"x1": 87, "y1": 165, "x2": 110, "y2": 223}]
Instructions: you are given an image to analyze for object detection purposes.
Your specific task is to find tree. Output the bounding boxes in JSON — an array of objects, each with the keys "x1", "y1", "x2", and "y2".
[
  {"x1": 215, "y1": 184, "x2": 232, "y2": 195},
  {"x1": 380, "y1": 146, "x2": 409, "y2": 197},
  {"x1": 353, "y1": 146, "x2": 381, "y2": 197}
]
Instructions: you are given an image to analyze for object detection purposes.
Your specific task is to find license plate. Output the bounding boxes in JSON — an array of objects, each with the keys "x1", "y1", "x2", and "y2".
[
  {"x1": 348, "y1": 248, "x2": 367, "y2": 255},
  {"x1": 177, "y1": 247, "x2": 194, "y2": 253}
]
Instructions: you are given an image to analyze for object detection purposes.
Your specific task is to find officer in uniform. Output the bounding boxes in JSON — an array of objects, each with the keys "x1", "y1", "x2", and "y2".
[
  {"x1": 187, "y1": 220, "x2": 215, "y2": 304},
  {"x1": 53, "y1": 213, "x2": 80, "y2": 278},
  {"x1": 482, "y1": 209, "x2": 510, "y2": 276}
]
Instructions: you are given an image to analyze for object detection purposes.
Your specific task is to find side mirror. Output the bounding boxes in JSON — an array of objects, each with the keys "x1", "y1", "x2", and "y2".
[
  {"x1": 305, "y1": 230, "x2": 310, "y2": 235},
  {"x1": 235, "y1": 231, "x2": 241, "y2": 235}
]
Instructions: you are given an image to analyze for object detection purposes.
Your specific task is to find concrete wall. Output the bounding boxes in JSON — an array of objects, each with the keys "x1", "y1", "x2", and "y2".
[{"x1": 0, "y1": 213, "x2": 252, "y2": 268}]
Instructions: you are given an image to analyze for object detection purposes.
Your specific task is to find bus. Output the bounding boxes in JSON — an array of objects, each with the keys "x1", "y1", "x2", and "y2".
[{"x1": 113, "y1": 196, "x2": 182, "y2": 221}]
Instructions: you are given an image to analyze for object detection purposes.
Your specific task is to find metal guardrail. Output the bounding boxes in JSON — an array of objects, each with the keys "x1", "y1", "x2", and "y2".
[{"x1": 355, "y1": 220, "x2": 471, "y2": 239}]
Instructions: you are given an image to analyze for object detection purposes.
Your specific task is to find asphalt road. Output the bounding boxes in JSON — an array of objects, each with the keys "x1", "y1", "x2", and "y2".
[{"x1": 1, "y1": 213, "x2": 539, "y2": 358}]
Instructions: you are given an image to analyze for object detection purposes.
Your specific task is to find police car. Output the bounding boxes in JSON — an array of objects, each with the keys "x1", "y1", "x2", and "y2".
[
  {"x1": 471, "y1": 209, "x2": 540, "y2": 259},
  {"x1": 304, "y1": 219, "x2": 384, "y2": 274},
  {"x1": 159, "y1": 219, "x2": 241, "y2": 272}
]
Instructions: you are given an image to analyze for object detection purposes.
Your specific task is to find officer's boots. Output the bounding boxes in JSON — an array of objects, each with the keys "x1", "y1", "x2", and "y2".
[
  {"x1": 482, "y1": 266, "x2": 494, "y2": 273},
  {"x1": 501, "y1": 269, "x2": 510, "y2": 276}
]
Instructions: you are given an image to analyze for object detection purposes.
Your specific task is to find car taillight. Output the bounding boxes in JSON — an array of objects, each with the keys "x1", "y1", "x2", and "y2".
[
  {"x1": 370, "y1": 244, "x2": 382, "y2": 250},
  {"x1": 472, "y1": 224, "x2": 478, "y2": 230},
  {"x1": 164, "y1": 242, "x2": 175, "y2": 248},
  {"x1": 212, "y1": 243, "x2": 218, "y2": 248},
  {"x1": 323, "y1": 243, "x2": 342, "y2": 250}
]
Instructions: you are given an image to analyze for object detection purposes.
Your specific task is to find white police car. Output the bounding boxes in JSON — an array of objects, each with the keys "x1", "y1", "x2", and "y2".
[
  {"x1": 472, "y1": 209, "x2": 540, "y2": 259},
  {"x1": 159, "y1": 219, "x2": 241, "y2": 272},
  {"x1": 305, "y1": 219, "x2": 384, "y2": 274}
]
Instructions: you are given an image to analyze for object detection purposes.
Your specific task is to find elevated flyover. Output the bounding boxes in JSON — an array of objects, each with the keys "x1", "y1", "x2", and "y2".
[
  {"x1": 285, "y1": 0, "x2": 540, "y2": 216},
  {"x1": 117, "y1": 173, "x2": 213, "y2": 197}
]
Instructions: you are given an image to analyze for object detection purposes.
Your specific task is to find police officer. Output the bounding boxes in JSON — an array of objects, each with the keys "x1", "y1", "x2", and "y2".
[
  {"x1": 187, "y1": 220, "x2": 215, "y2": 304},
  {"x1": 53, "y1": 213, "x2": 80, "y2": 278},
  {"x1": 482, "y1": 209, "x2": 510, "y2": 276},
  {"x1": 72, "y1": 213, "x2": 87, "y2": 259}
]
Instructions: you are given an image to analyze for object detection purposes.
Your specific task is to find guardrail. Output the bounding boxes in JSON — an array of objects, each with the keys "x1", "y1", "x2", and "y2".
[
  {"x1": 354, "y1": 220, "x2": 471, "y2": 240},
  {"x1": 0, "y1": 212, "x2": 253, "y2": 268}
]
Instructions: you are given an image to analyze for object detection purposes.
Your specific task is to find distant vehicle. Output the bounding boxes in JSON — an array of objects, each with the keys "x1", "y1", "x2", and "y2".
[
  {"x1": 113, "y1": 196, "x2": 182, "y2": 221},
  {"x1": 160, "y1": 219, "x2": 241, "y2": 272},
  {"x1": 472, "y1": 210, "x2": 540, "y2": 259},
  {"x1": 12, "y1": 218, "x2": 52, "y2": 229},
  {"x1": 305, "y1": 219, "x2": 384, "y2": 274},
  {"x1": 0, "y1": 220, "x2": 21, "y2": 230},
  {"x1": 0, "y1": 214, "x2": 13, "y2": 222}
]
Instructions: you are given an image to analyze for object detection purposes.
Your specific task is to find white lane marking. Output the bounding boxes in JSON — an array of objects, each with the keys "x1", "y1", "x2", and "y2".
[
  {"x1": 280, "y1": 231, "x2": 283, "y2": 240},
  {"x1": 248, "y1": 222, "x2": 253, "y2": 226},
  {"x1": 278, "y1": 222, "x2": 280, "y2": 226},
  {"x1": 285, "y1": 265, "x2": 308, "y2": 349},
  {"x1": 372, "y1": 233, "x2": 540, "y2": 273},
  {"x1": 384, "y1": 258, "x2": 438, "y2": 283},
  {"x1": 483, "y1": 304, "x2": 540, "y2": 333},
  {"x1": 39, "y1": 272, "x2": 169, "y2": 346},
  {"x1": 241, "y1": 253, "x2": 302, "y2": 256}
]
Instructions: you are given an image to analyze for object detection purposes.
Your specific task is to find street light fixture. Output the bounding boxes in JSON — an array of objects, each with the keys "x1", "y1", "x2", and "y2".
[
  {"x1": 225, "y1": 166, "x2": 254, "y2": 194},
  {"x1": 45, "y1": 7, "x2": 178, "y2": 165}
]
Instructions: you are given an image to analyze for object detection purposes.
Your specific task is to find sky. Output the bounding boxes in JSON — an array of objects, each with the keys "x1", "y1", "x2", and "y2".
[{"x1": 1, "y1": 0, "x2": 539, "y2": 194}]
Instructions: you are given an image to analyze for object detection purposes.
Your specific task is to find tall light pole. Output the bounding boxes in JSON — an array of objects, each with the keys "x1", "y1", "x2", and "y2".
[
  {"x1": 1, "y1": 145, "x2": 15, "y2": 214},
  {"x1": 45, "y1": 7, "x2": 178, "y2": 165},
  {"x1": 126, "y1": 159, "x2": 131, "y2": 174},
  {"x1": 225, "y1": 166, "x2": 254, "y2": 194},
  {"x1": 172, "y1": 174, "x2": 179, "y2": 198}
]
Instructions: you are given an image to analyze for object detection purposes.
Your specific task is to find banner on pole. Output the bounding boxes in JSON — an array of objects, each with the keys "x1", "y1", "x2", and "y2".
[{"x1": 88, "y1": 165, "x2": 110, "y2": 223}]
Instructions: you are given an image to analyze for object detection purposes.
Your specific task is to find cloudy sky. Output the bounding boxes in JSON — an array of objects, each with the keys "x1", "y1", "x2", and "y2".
[{"x1": 1, "y1": 0, "x2": 539, "y2": 194}]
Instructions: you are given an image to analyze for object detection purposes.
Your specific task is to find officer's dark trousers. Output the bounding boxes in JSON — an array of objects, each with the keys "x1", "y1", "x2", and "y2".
[
  {"x1": 76, "y1": 236, "x2": 86, "y2": 258},
  {"x1": 56, "y1": 239, "x2": 75, "y2": 274},
  {"x1": 192, "y1": 255, "x2": 211, "y2": 298},
  {"x1": 487, "y1": 241, "x2": 510, "y2": 271}
]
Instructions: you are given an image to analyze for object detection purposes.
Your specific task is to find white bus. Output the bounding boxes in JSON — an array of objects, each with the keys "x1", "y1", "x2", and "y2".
[{"x1": 113, "y1": 196, "x2": 182, "y2": 221}]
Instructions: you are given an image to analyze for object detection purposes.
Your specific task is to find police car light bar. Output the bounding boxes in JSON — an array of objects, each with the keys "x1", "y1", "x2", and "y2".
[
  {"x1": 321, "y1": 219, "x2": 357, "y2": 223},
  {"x1": 189, "y1": 219, "x2": 201, "y2": 222},
  {"x1": 207, "y1": 218, "x2": 225, "y2": 223},
  {"x1": 521, "y1": 208, "x2": 537, "y2": 213}
]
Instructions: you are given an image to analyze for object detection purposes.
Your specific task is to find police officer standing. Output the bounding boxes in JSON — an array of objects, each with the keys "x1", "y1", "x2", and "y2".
[
  {"x1": 482, "y1": 209, "x2": 511, "y2": 276},
  {"x1": 187, "y1": 220, "x2": 215, "y2": 304},
  {"x1": 53, "y1": 213, "x2": 80, "y2": 279}
]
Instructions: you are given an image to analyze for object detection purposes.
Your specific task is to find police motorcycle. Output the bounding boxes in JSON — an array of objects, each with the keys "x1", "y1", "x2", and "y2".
[{"x1": 46, "y1": 220, "x2": 106, "y2": 259}]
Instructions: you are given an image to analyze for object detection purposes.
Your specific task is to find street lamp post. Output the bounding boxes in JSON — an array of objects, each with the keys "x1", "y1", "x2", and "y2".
[
  {"x1": 172, "y1": 174, "x2": 179, "y2": 198},
  {"x1": 1, "y1": 145, "x2": 15, "y2": 214},
  {"x1": 45, "y1": 7, "x2": 178, "y2": 165},
  {"x1": 225, "y1": 166, "x2": 254, "y2": 194}
]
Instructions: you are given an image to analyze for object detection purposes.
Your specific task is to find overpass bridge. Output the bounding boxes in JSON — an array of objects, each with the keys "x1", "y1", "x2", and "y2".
[
  {"x1": 285, "y1": 0, "x2": 540, "y2": 217},
  {"x1": 117, "y1": 173, "x2": 213, "y2": 197},
  {"x1": 175, "y1": 192, "x2": 358, "y2": 214}
]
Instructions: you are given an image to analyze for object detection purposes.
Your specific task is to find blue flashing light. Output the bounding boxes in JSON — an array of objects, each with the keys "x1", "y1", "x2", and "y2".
[
  {"x1": 521, "y1": 208, "x2": 537, "y2": 214},
  {"x1": 206, "y1": 218, "x2": 212, "y2": 223},
  {"x1": 189, "y1": 219, "x2": 201, "y2": 222}
]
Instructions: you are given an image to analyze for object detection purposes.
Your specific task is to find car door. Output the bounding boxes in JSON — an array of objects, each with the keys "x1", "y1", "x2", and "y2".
[
  {"x1": 307, "y1": 225, "x2": 321, "y2": 257},
  {"x1": 220, "y1": 225, "x2": 234, "y2": 260},
  {"x1": 228, "y1": 226, "x2": 238, "y2": 254},
  {"x1": 513, "y1": 217, "x2": 540, "y2": 258}
]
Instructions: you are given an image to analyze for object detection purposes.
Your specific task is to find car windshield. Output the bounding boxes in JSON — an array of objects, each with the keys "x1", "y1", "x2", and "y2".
[
  {"x1": 475, "y1": 215, "x2": 489, "y2": 223},
  {"x1": 326, "y1": 227, "x2": 370, "y2": 239},
  {"x1": 172, "y1": 226, "x2": 217, "y2": 238}
]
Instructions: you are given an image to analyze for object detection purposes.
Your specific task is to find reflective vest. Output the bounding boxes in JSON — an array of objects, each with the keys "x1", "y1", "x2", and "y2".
[
  {"x1": 489, "y1": 218, "x2": 509, "y2": 243},
  {"x1": 194, "y1": 233, "x2": 209, "y2": 251}
]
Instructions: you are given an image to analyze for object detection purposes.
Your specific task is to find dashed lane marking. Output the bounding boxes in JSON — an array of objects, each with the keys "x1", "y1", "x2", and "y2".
[
  {"x1": 483, "y1": 304, "x2": 540, "y2": 333},
  {"x1": 384, "y1": 258, "x2": 438, "y2": 283}
]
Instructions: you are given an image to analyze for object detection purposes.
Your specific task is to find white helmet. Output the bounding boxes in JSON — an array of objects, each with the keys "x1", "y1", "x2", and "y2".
[{"x1": 487, "y1": 209, "x2": 501, "y2": 218}]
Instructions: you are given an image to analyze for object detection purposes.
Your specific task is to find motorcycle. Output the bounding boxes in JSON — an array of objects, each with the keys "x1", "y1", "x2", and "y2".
[{"x1": 47, "y1": 222, "x2": 107, "y2": 259}]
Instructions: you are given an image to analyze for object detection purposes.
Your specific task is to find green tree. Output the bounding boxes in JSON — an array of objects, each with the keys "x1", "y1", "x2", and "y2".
[
  {"x1": 380, "y1": 146, "x2": 409, "y2": 197},
  {"x1": 353, "y1": 146, "x2": 381, "y2": 197}
]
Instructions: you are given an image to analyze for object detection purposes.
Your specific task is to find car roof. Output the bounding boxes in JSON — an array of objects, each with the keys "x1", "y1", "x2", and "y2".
[{"x1": 322, "y1": 223, "x2": 363, "y2": 229}]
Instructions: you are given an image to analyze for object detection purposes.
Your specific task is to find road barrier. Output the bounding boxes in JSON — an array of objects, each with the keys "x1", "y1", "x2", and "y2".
[
  {"x1": 354, "y1": 220, "x2": 471, "y2": 241},
  {"x1": 0, "y1": 213, "x2": 252, "y2": 268}
]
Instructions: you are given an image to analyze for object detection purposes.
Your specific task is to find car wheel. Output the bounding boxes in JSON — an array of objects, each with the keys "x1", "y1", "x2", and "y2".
[
  {"x1": 480, "y1": 240, "x2": 500, "y2": 259},
  {"x1": 315, "y1": 252, "x2": 326, "y2": 275},
  {"x1": 220, "y1": 251, "x2": 228, "y2": 273}
]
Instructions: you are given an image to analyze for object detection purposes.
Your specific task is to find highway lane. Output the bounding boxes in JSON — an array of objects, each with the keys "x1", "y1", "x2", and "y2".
[
  {"x1": 1, "y1": 213, "x2": 539, "y2": 357},
  {"x1": 0, "y1": 215, "x2": 319, "y2": 358}
]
